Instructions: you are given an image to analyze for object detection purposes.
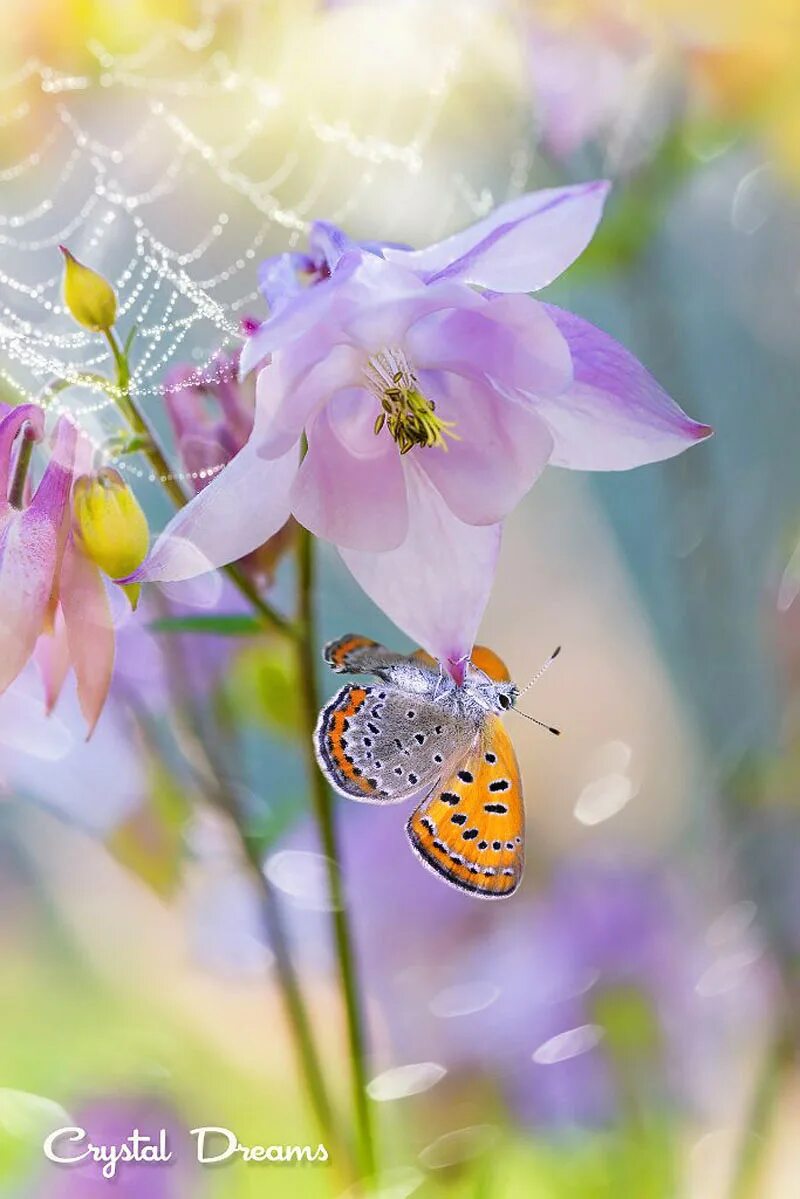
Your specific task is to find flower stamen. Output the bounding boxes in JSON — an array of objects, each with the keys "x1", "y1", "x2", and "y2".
[{"x1": 364, "y1": 348, "x2": 458, "y2": 455}]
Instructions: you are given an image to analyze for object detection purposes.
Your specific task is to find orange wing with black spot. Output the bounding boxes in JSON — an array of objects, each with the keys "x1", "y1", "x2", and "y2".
[{"x1": 406, "y1": 717, "x2": 524, "y2": 898}]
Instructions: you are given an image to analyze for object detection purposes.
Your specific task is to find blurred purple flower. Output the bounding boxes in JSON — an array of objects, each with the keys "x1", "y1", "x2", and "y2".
[
  {"x1": 132, "y1": 187, "x2": 710, "y2": 666},
  {"x1": 438, "y1": 861, "x2": 773, "y2": 1128},
  {"x1": 37, "y1": 1095, "x2": 199, "y2": 1198},
  {"x1": 525, "y1": 11, "x2": 660, "y2": 164},
  {"x1": 0, "y1": 661, "x2": 146, "y2": 834},
  {"x1": 275, "y1": 816, "x2": 772, "y2": 1131}
]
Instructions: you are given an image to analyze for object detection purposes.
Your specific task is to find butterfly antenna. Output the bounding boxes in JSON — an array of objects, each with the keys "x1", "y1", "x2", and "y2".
[
  {"x1": 517, "y1": 645, "x2": 561, "y2": 698},
  {"x1": 512, "y1": 645, "x2": 561, "y2": 735},
  {"x1": 512, "y1": 709, "x2": 561, "y2": 736}
]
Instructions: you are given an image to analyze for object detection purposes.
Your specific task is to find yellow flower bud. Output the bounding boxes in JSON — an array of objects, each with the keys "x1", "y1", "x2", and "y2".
[
  {"x1": 59, "y1": 245, "x2": 117, "y2": 333},
  {"x1": 73, "y1": 468, "x2": 149, "y2": 588}
]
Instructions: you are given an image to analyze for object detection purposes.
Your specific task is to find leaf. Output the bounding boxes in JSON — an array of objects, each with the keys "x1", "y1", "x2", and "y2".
[
  {"x1": 218, "y1": 640, "x2": 301, "y2": 735},
  {"x1": 149, "y1": 613, "x2": 265, "y2": 636},
  {"x1": 0, "y1": 1090, "x2": 73, "y2": 1142},
  {"x1": 123, "y1": 323, "x2": 138, "y2": 355},
  {"x1": 106, "y1": 761, "x2": 191, "y2": 897}
]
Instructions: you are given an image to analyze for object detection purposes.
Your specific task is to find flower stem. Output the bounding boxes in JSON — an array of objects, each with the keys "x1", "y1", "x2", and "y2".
[
  {"x1": 104, "y1": 328, "x2": 294, "y2": 639},
  {"x1": 102, "y1": 328, "x2": 345, "y2": 1168},
  {"x1": 728, "y1": 1028, "x2": 793, "y2": 1199},
  {"x1": 295, "y1": 523, "x2": 377, "y2": 1182},
  {"x1": 8, "y1": 422, "x2": 36, "y2": 509},
  {"x1": 170, "y1": 692, "x2": 345, "y2": 1166}
]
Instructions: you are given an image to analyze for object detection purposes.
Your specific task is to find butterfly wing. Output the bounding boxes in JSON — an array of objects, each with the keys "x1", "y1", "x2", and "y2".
[
  {"x1": 470, "y1": 645, "x2": 512, "y2": 683},
  {"x1": 315, "y1": 684, "x2": 473, "y2": 804},
  {"x1": 406, "y1": 716, "x2": 524, "y2": 898},
  {"x1": 323, "y1": 634, "x2": 410, "y2": 676}
]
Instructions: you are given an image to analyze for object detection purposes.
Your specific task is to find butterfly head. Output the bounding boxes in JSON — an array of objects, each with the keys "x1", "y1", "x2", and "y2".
[
  {"x1": 495, "y1": 683, "x2": 519, "y2": 713},
  {"x1": 462, "y1": 661, "x2": 519, "y2": 716},
  {"x1": 465, "y1": 645, "x2": 561, "y2": 736}
]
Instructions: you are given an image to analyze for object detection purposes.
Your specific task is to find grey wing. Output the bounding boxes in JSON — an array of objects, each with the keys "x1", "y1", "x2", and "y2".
[
  {"x1": 323, "y1": 633, "x2": 412, "y2": 677},
  {"x1": 315, "y1": 684, "x2": 475, "y2": 804}
]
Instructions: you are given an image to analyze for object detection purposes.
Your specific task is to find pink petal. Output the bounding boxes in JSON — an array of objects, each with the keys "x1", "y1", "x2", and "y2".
[
  {"x1": 0, "y1": 511, "x2": 57, "y2": 693},
  {"x1": 290, "y1": 390, "x2": 408, "y2": 552},
  {"x1": 129, "y1": 435, "x2": 299, "y2": 582},
  {"x1": 406, "y1": 295, "x2": 573, "y2": 397},
  {"x1": 416, "y1": 371, "x2": 554, "y2": 525},
  {"x1": 0, "y1": 403, "x2": 44, "y2": 501},
  {"x1": 60, "y1": 539, "x2": 114, "y2": 737},
  {"x1": 256, "y1": 341, "x2": 364, "y2": 459},
  {"x1": 34, "y1": 607, "x2": 71, "y2": 713},
  {"x1": 0, "y1": 418, "x2": 76, "y2": 694},
  {"x1": 539, "y1": 305, "x2": 713, "y2": 468},
  {"x1": 177, "y1": 433, "x2": 233, "y2": 492},
  {"x1": 383, "y1": 181, "x2": 610, "y2": 292},
  {"x1": 340, "y1": 464, "x2": 502, "y2": 665}
]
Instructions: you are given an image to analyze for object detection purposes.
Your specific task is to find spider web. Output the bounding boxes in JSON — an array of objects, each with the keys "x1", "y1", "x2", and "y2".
[{"x1": 0, "y1": 1, "x2": 537, "y2": 494}]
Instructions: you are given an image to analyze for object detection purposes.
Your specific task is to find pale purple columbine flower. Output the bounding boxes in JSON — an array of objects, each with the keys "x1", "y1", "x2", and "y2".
[{"x1": 131, "y1": 184, "x2": 711, "y2": 667}]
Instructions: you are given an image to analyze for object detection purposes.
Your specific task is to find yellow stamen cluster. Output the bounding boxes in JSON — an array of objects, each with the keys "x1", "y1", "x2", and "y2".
[{"x1": 365, "y1": 349, "x2": 459, "y2": 455}]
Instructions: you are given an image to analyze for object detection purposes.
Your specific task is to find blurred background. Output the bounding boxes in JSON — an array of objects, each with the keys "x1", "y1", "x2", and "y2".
[{"x1": 2, "y1": 0, "x2": 800, "y2": 1196}]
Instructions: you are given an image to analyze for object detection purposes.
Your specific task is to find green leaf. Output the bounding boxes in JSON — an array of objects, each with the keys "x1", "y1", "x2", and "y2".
[
  {"x1": 106, "y1": 760, "x2": 191, "y2": 897},
  {"x1": 149, "y1": 613, "x2": 265, "y2": 636},
  {"x1": 219, "y1": 640, "x2": 301, "y2": 735},
  {"x1": 123, "y1": 323, "x2": 138, "y2": 355}
]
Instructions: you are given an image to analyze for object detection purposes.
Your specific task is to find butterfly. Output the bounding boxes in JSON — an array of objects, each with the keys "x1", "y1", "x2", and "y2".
[{"x1": 314, "y1": 634, "x2": 560, "y2": 899}]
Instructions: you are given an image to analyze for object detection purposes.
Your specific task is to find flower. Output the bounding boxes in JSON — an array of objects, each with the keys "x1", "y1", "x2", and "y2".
[
  {"x1": 131, "y1": 184, "x2": 711, "y2": 667},
  {"x1": 37, "y1": 1094, "x2": 198, "y2": 1196},
  {"x1": 59, "y1": 245, "x2": 117, "y2": 333},
  {"x1": 522, "y1": 3, "x2": 669, "y2": 168},
  {"x1": 445, "y1": 860, "x2": 773, "y2": 1129},
  {"x1": 73, "y1": 467, "x2": 149, "y2": 580},
  {"x1": 0, "y1": 403, "x2": 118, "y2": 734},
  {"x1": 162, "y1": 336, "x2": 295, "y2": 585}
]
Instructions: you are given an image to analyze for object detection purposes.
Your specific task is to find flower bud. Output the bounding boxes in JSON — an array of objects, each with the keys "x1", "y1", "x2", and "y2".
[
  {"x1": 73, "y1": 468, "x2": 149, "y2": 593},
  {"x1": 59, "y1": 245, "x2": 117, "y2": 333}
]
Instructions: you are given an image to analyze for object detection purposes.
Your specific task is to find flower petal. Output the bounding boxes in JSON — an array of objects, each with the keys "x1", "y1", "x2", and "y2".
[
  {"x1": 343, "y1": 280, "x2": 483, "y2": 353},
  {"x1": 60, "y1": 540, "x2": 114, "y2": 737},
  {"x1": 340, "y1": 464, "x2": 502, "y2": 665},
  {"x1": 290, "y1": 390, "x2": 408, "y2": 552},
  {"x1": 0, "y1": 417, "x2": 76, "y2": 694},
  {"x1": 0, "y1": 403, "x2": 44, "y2": 501},
  {"x1": 416, "y1": 371, "x2": 554, "y2": 525},
  {"x1": 539, "y1": 305, "x2": 713, "y2": 468},
  {"x1": 128, "y1": 435, "x2": 298, "y2": 582},
  {"x1": 240, "y1": 250, "x2": 363, "y2": 377},
  {"x1": 407, "y1": 296, "x2": 572, "y2": 397},
  {"x1": 34, "y1": 608, "x2": 71, "y2": 714},
  {"x1": 256, "y1": 341, "x2": 364, "y2": 459},
  {"x1": 383, "y1": 181, "x2": 610, "y2": 292}
]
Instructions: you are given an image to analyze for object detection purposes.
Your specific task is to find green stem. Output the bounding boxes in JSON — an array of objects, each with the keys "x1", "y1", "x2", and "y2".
[
  {"x1": 104, "y1": 328, "x2": 295, "y2": 639},
  {"x1": 295, "y1": 523, "x2": 377, "y2": 1182},
  {"x1": 164, "y1": 682, "x2": 345, "y2": 1169},
  {"x1": 728, "y1": 1029, "x2": 793, "y2": 1199},
  {"x1": 102, "y1": 327, "x2": 344, "y2": 1168},
  {"x1": 8, "y1": 423, "x2": 36, "y2": 509}
]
